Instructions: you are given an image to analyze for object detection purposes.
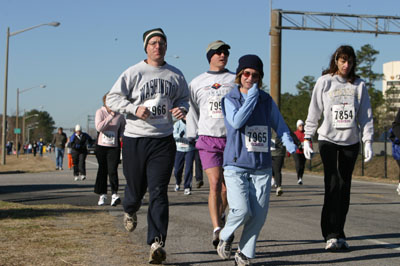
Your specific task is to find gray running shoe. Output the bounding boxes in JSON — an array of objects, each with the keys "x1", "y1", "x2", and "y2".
[
  {"x1": 337, "y1": 238, "x2": 349, "y2": 250},
  {"x1": 235, "y1": 251, "x2": 251, "y2": 266},
  {"x1": 123, "y1": 212, "x2": 137, "y2": 232},
  {"x1": 217, "y1": 234, "x2": 235, "y2": 260},
  {"x1": 196, "y1": 180, "x2": 204, "y2": 188},
  {"x1": 149, "y1": 239, "x2": 166, "y2": 264}
]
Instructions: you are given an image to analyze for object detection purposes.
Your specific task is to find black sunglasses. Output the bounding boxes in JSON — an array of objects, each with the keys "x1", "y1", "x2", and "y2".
[{"x1": 215, "y1": 49, "x2": 230, "y2": 56}]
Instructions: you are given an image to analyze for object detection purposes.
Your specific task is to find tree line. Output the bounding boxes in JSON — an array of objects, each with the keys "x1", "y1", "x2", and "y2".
[{"x1": 0, "y1": 109, "x2": 55, "y2": 145}]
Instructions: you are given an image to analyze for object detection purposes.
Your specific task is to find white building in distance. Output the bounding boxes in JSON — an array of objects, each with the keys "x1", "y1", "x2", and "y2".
[{"x1": 383, "y1": 61, "x2": 400, "y2": 110}]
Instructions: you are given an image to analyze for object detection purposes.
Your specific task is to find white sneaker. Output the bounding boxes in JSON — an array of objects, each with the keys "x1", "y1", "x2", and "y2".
[
  {"x1": 276, "y1": 186, "x2": 283, "y2": 196},
  {"x1": 74, "y1": 176, "x2": 79, "y2": 181},
  {"x1": 297, "y1": 178, "x2": 303, "y2": 185},
  {"x1": 98, "y1": 194, "x2": 107, "y2": 206},
  {"x1": 174, "y1": 184, "x2": 180, "y2": 192},
  {"x1": 184, "y1": 188, "x2": 191, "y2": 195},
  {"x1": 111, "y1": 194, "x2": 121, "y2": 206},
  {"x1": 80, "y1": 175, "x2": 86, "y2": 181},
  {"x1": 271, "y1": 177, "x2": 277, "y2": 188},
  {"x1": 397, "y1": 183, "x2": 400, "y2": 195},
  {"x1": 325, "y1": 238, "x2": 339, "y2": 250}
]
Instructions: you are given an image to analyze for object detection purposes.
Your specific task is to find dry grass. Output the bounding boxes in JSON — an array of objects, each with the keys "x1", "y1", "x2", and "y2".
[
  {"x1": 0, "y1": 154, "x2": 55, "y2": 173},
  {"x1": 0, "y1": 201, "x2": 147, "y2": 266}
]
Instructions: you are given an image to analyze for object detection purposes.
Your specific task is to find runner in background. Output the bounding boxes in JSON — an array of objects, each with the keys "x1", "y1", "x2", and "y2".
[
  {"x1": 293, "y1": 120, "x2": 307, "y2": 185},
  {"x1": 94, "y1": 93, "x2": 125, "y2": 206}
]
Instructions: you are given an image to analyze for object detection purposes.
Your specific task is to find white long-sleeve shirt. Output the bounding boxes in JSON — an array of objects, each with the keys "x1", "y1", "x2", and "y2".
[
  {"x1": 304, "y1": 74, "x2": 374, "y2": 145},
  {"x1": 186, "y1": 70, "x2": 235, "y2": 139},
  {"x1": 106, "y1": 60, "x2": 189, "y2": 138}
]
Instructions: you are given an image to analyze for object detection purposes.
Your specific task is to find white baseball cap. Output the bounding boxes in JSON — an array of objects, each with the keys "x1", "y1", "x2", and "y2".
[{"x1": 296, "y1": 120, "x2": 304, "y2": 127}]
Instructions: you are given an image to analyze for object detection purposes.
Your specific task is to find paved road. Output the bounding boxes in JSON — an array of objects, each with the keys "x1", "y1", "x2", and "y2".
[{"x1": 0, "y1": 153, "x2": 399, "y2": 265}]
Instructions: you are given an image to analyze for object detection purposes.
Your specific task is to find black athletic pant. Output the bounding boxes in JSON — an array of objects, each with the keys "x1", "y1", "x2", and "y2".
[
  {"x1": 71, "y1": 150, "x2": 87, "y2": 176},
  {"x1": 94, "y1": 145, "x2": 120, "y2": 195},
  {"x1": 396, "y1": 160, "x2": 400, "y2": 182},
  {"x1": 122, "y1": 135, "x2": 176, "y2": 246},
  {"x1": 194, "y1": 149, "x2": 203, "y2": 182},
  {"x1": 319, "y1": 140, "x2": 359, "y2": 241},
  {"x1": 174, "y1": 150, "x2": 195, "y2": 189},
  {"x1": 293, "y1": 153, "x2": 306, "y2": 179},
  {"x1": 272, "y1": 155, "x2": 285, "y2": 187}
]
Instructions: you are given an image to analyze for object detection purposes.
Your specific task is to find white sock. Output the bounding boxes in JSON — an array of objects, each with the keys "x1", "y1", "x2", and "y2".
[{"x1": 213, "y1": 227, "x2": 221, "y2": 233}]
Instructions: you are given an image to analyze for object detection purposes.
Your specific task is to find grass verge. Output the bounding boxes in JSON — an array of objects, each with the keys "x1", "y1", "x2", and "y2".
[
  {"x1": 0, "y1": 154, "x2": 55, "y2": 174},
  {"x1": 0, "y1": 201, "x2": 147, "y2": 266}
]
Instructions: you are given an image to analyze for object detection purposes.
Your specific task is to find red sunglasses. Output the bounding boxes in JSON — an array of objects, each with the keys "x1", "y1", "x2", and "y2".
[{"x1": 242, "y1": 71, "x2": 260, "y2": 79}]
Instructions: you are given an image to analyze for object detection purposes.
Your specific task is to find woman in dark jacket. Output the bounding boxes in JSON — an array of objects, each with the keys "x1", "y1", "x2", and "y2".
[{"x1": 70, "y1": 124, "x2": 93, "y2": 181}]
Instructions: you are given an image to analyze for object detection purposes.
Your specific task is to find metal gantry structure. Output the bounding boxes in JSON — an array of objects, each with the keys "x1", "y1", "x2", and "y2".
[{"x1": 269, "y1": 9, "x2": 400, "y2": 108}]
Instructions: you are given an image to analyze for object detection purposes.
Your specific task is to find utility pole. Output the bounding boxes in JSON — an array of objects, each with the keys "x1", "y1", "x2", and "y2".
[{"x1": 87, "y1": 115, "x2": 95, "y2": 135}]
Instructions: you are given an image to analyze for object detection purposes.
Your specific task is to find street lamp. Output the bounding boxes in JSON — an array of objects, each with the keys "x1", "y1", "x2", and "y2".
[
  {"x1": 15, "y1": 85, "x2": 46, "y2": 157},
  {"x1": 22, "y1": 112, "x2": 39, "y2": 151},
  {"x1": 27, "y1": 123, "x2": 39, "y2": 144},
  {"x1": 2, "y1": 21, "x2": 60, "y2": 164}
]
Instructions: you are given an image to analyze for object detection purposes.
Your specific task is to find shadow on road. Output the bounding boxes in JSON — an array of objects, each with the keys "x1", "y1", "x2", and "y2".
[
  {"x1": 0, "y1": 184, "x2": 93, "y2": 194},
  {"x1": 0, "y1": 206, "x2": 104, "y2": 220}
]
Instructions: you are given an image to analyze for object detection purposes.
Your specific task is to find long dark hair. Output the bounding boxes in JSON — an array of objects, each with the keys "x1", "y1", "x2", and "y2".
[{"x1": 322, "y1": 45, "x2": 359, "y2": 84}]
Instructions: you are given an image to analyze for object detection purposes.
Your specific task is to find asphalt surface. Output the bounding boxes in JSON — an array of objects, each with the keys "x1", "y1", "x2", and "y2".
[{"x1": 0, "y1": 153, "x2": 399, "y2": 266}]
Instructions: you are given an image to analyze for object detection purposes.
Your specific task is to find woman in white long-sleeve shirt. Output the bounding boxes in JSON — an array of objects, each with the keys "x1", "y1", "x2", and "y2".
[{"x1": 303, "y1": 45, "x2": 374, "y2": 251}]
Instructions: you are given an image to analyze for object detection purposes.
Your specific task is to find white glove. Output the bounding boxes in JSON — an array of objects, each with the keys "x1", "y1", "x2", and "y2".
[
  {"x1": 303, "y1": 140, "x2": 313, "y2": 160},
  {"x1": 364, "y1": 141, "x2": 373, "y2": 163}
]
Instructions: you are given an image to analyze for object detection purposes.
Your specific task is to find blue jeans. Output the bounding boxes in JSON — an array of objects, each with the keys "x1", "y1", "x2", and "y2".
[
  {"x1": 220, "y1": 168, "x2": 272, "y2": 259},
  {"x1": 55, "y1": 148, "x2": 65, "y2": 168}
]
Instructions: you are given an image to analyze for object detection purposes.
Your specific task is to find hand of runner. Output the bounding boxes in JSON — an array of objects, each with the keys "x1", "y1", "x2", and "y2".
[
  {"x1": 136, "y1": 106, "x2": 151, "y2": 120},
  {"x1": 303, "y1": 140, "x2": 313, "y2": 160},
  {"x1": 364, "y1": 141, "x2": 373, "y2": 163},
  {"x1": 170, "y1": 107, "x2": 186, "y2": 120}
]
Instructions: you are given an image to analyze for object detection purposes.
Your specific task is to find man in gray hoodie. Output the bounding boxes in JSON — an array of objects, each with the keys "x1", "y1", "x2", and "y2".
[{"x1": 106, "y1": 28, "x2": 189, "y2": 264}]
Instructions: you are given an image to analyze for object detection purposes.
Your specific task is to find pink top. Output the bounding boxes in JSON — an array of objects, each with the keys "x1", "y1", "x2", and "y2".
[{"x1": 95, "y1": 106, "x2": 126, "y2": 147}]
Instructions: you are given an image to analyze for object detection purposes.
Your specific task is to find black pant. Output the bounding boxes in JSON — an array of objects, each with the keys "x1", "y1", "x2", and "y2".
[
  {"x1": 194, "y1": 149, "x2": 203, "y2": 182},
  {"x1": 71, "y1": 150, "x2": 87, "y2": 176},
  {"x1": 94, "y1": 145, "x2": 120, "y2": 195},
  {"x1": 293, "y1": 153, "x2": 306, "y2": 179},
  {"x1": 272, "y1": 155, "x2": 285, "y2": 187},
  {"x1": 174, "y1": 150, "x2": 195, "y2": 189},
  {"x1": 122, "y1": 135, "x2": 176, "y2": 246},
  {"x1": 319, "y1": 140, "x2": 359, "y2": 241},
  {"x1": 396, "y1": 160, "x2": 400, "y2": 181}
]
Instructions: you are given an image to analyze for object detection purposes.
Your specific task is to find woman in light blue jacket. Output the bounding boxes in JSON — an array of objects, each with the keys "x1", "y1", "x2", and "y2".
[{"x1": 217, "y1": 55, "x2": 296, "y2": 266}]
